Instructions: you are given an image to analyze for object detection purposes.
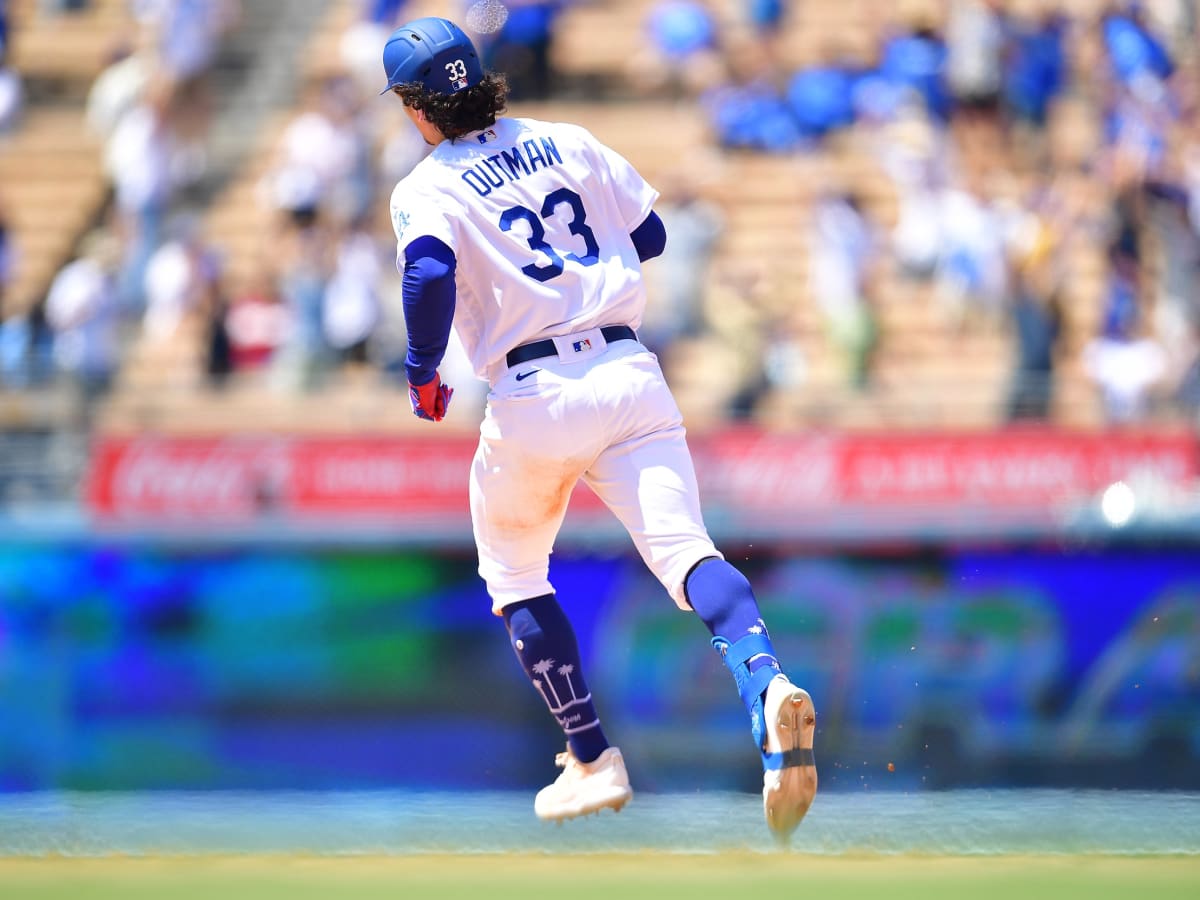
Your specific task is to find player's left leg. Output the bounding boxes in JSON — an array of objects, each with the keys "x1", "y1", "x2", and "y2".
[
  {"x1": 503, "y1": 594, "x2": 610, "y2": 763},
  {"x1": 470, "y1": 372, "x2": 630, "y2": 821}
]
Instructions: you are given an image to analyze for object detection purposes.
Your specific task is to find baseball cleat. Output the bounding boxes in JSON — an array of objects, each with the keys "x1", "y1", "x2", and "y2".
[
  {"x1": 534, "y1": 745, "x2": 632, "y2": 822},
  {"x1": 761, "y1": 675, "x2": 817, "y2": 842}
]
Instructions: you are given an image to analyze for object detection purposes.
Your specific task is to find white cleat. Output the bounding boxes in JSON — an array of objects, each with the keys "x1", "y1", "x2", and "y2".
[
  {"x1": 534, "y1": 746, "x2": 633, "y2": 823},
  {"x1": 762, "y1": 675, "x2": 818, "y2": 842}
]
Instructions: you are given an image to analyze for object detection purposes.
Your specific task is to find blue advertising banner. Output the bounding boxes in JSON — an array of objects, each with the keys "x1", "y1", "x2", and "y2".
[{"x1": 0, "y1": 540, "x2": 1197, "y2": 792}]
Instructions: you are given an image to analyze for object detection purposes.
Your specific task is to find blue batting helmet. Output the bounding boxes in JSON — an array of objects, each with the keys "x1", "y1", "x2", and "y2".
[{"x1": 380, "y1": 17, "x2": 484, "y2": 95}]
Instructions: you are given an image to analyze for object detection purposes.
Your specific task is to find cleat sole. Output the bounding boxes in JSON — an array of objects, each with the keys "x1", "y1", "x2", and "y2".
[{"x1": 764, "y1": 685, "x2": 818, "y2": 842}]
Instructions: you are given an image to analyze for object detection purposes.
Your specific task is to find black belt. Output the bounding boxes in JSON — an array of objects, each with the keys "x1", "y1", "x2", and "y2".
[{"x1": 506, "y1": 325, "x2": 637, "y2": 368}]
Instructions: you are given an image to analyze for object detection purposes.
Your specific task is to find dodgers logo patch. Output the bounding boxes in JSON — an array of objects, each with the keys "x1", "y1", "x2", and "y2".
[{"x1": 391, "y1": 208, "x2": 410, "y2": 241}]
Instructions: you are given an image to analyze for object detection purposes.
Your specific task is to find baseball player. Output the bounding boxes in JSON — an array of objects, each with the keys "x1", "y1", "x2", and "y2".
[{"x1": 381, "y1": 17, "x2": 817, "y2": 840}]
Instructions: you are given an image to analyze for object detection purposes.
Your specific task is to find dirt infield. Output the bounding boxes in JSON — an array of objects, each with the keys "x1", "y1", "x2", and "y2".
[{"x1": 1, "y1": 854, "x2": 1198, "y2": 899}]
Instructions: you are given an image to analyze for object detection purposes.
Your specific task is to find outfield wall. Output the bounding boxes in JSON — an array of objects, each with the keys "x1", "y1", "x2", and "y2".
[{"x1": 1, "y1": 535, "x2": 1197, "y2": 793}]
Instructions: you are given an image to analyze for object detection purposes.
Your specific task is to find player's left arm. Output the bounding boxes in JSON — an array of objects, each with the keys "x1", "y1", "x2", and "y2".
[
  {"x1": 401, "y1": 235, "x2": 456, "y2": 422},
  {"x1": 578, "y1": 125, "x2": 660, "y2": 247},
  {"x1": 630, "y1": 211, "x2": 666, "y2": 262}
]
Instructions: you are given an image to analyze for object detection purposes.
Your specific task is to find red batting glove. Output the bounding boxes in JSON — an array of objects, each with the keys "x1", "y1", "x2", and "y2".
[{"x1": 409, "y1": 371, "x2": 454, "y2": 422}]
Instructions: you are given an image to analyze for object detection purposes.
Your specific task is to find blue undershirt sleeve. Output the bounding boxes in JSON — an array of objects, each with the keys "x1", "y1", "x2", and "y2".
[
  {"x1": 401, "y1": 235, "x2": 457, "y2": 386},
  {"x1": 630, "y1": 210, "x2": 667, "y2": 262}
]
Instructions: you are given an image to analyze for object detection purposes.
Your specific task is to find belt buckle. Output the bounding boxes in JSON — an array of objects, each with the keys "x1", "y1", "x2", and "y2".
[{"x1": 550, "y1": 327, "x2": 606, "y2": 363}]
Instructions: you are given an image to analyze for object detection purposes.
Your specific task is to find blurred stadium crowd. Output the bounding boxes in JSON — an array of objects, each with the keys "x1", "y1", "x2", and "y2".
[
  {"x1": 2, "y1": 2, "x2": 1199, "y2": 795},
  {"x1": 1, "y1": 0, "x2": 1199, "y2": 438}
]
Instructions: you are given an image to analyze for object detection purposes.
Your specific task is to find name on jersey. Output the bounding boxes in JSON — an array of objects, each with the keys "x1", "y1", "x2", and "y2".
[{"x1": 460, "y1": 136, "x2": 563, "y2": 198}]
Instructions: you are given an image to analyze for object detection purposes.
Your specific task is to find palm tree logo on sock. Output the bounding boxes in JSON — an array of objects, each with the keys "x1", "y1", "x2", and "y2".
[
  {"x1": 532, "y1": 658, "x2": 562, "y2": 707},
  {"x1": 532, "y1": 658, "x2": 590, "y2": 714},
  {"x1": 558, "y1": 664, "x2": 580, "y2": 702}
]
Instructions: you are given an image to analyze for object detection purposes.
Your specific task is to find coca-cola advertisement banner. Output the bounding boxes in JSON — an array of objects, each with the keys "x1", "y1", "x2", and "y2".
[{"x1": 84, "y1": 430, "x2": 1199, "y2": 528}]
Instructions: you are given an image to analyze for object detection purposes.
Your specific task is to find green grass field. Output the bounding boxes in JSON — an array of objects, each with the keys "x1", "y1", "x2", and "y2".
[
  {"x1": 2, "y1": 854, "x2": 1198, "y2": 900},
  {"x1": 4, "y1": 790, "x2": 1198, "y2": 898}
]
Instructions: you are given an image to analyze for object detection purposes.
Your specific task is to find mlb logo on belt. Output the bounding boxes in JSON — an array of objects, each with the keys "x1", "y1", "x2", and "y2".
[{"x1": 572, "y1": 339, "x2": 592, "y2": 353}]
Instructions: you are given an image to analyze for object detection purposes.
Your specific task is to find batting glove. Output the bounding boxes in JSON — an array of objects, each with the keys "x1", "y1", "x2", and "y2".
[{"x1": 409, "y1": 371, "x2": 454, "y2": 422}]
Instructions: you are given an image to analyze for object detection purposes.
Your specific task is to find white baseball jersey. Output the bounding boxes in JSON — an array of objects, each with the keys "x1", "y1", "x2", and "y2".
[
  {"x1": 389, "y1": 116, "x2": 658, "y2": 383},
  {"x1": 390, "y1": 114, "x2": 722, "y2": 612}
]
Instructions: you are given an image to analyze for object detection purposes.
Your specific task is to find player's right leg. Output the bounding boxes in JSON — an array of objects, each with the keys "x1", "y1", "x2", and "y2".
[
  {"x1": 689, "y1": 559, "x2": 817, "y2": 841},
  {"x1": 581, "y1": 353, "x2": 817, "y2": 839}
]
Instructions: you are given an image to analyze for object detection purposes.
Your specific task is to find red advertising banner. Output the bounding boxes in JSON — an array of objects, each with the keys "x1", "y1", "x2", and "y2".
[
  {"x1": 85, "y1": 429, "x2": 1200, "y2": 529},
  {"x1": 87, "y1": 435, "x2": 473, "y2": 521},
  {"x1": 694, "y1": 429, "x2": 1199, "y2": 507}
]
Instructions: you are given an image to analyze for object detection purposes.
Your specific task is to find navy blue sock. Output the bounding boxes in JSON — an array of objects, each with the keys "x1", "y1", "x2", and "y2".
[
  {"x1": 685, "y1": 558, "x2": 781, "y2": 707},
  {"x1": 503, "y1": 593, "x2": 610, "y2": 764}
]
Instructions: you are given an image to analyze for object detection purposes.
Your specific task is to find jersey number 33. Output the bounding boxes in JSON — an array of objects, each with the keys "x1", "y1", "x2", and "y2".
[{"x1": 499, "y1": 188, "x2": 599, "y2": 283}]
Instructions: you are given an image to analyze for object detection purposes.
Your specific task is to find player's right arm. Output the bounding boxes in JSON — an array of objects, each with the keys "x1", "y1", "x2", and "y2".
[
  {"x1": 401, "y1": 235, "x2": 456, "y2": 422},
  {"x1": 391, "y1": 179, "x2": 457, "y2": 422}
]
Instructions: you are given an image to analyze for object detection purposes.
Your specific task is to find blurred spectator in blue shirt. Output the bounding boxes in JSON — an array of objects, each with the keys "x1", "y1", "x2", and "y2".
[
  {"x1": 1001, "y1": 7, "x2": 1067, "y2": 129},
  {"x1": 878, "y1": 15, "x2": 951, "y2": 124},
  {"x1": 1096, "y1": 3, "x2": 1181, "y2": 192},
  {"x1": 648, "y1": 0, "x2": 715, "y2": 59},
  {"x1": 365, "y1": 0, "x2": 406, "y2": 23},
  {"x1": 1101, "y1": 2, "x2": 1174, "y2": 86},
  {"x1": 477, "y1": 0, "x2": 564, "y2": 100},
  {"x1": 631, "y1": 0, "x2": 724, "y2": 98},
  {"x1": 786, "y1": 40, "x2": 858, "y2": 144},
  {"x1": 700, "y1": 18, "x2": 799, "y2": 152},
  {"x1": 850, "y1": 67, "x2": 907, "y2": 126},
  {"x1": 746, "y1": 0, "x2": 784, "y2": 36},
  {"x1": 705, "y1": 78, "x2": 802, "y2": 153}
]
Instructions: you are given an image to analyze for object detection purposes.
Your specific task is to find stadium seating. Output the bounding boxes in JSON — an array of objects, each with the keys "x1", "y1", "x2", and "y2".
[
  {"x1": 9, "y1": 0, "x2": 1189, "y2": 437},
  {"x1": 0, "y1": 109, "x2": 107, "y2": 319},
  {"x1": 7, "y1": 0, "x2": 131, "y2": 86},
  {"x1": 3, "y1": 0, "x2": 127, "y2": 319}
]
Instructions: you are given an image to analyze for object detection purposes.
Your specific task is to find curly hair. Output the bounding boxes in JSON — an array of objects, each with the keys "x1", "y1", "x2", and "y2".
[{"x1": 392, "y1": 74, "x2": 509, "y2": 141}]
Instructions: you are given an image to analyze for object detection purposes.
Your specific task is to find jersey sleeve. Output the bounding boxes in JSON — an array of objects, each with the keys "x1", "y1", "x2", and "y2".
[
  {"x1": 389, "y1": 179, "x2": 456, "y2": 269},
  {"x1": 579, "y1": 126, "x2": 660, "y2": 232}
]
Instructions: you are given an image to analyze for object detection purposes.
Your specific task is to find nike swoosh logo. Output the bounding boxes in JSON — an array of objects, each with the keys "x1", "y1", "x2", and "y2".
[{"x1": 515, "y1": 369, "x2": 540, "y2": 381}]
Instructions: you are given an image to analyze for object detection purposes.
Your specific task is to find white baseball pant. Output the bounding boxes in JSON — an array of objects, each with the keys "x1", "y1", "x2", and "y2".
[{"x1": 471, "y1": 332, "x2": 723, "y2": 614}]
